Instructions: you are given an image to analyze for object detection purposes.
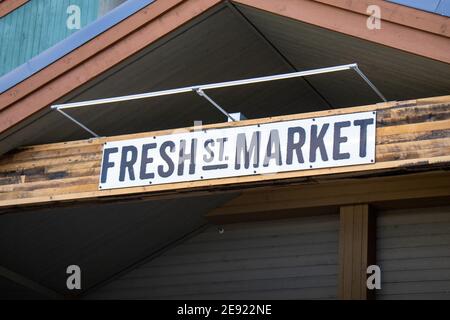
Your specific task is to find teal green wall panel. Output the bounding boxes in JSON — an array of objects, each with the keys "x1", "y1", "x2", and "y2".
[{"x1": 0, "y1": 0, "x2": 105, "y2": 77}]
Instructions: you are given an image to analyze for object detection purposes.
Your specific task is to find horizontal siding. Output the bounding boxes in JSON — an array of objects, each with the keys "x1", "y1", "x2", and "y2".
[
  {"x1": 87, "y1": 214, "x2": 339, "y2": 300},
  {"x1": 377, "y1": 206, "x2": 450, "y2": 300}
]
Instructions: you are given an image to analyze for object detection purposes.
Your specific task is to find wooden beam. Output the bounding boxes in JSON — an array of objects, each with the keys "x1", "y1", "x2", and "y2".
[
  {"x1": 0, "y1": 96, "x2": 449, "y2": 210},
  {"x1": 207, "y1": 171, "x2": 450, "y2": 223},
  {"x1": 338, "y1": 204, "x2": 375, "y2": 300}
]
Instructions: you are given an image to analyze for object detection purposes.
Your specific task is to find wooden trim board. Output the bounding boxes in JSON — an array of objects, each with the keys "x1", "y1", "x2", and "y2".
[
  {"x1": 0, "y1": 96, "x2": 449, "y2": 210},
  {"x1": 234, "y1": 0, "x2": 450, "y2": 63},
  {"x1": 206, "y1": 170, "x2": 450, "y2": 223},
  {"x1": 338, "y1": 204, "x2": 376, "y2": 300},
  {"x1": 0, "y1": 0, "x2": 29, "y2": 18}
]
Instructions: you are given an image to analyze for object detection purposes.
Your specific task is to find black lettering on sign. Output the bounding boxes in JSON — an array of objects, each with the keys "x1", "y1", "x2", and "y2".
[
  {"x1": 177, "y1": 139, "x2": 197, "y2": 176},
  {"x1": 158, "y1": 141, "x2": 175, "y2": 178},
  {"x1": 100, "y1": 147, "x2": 118, "y2": 183},
  {"x1": 235, "y1": 131, "x2": 260, "y2": 169},
  {"x1": 140, "y1": 143, "x2": 156, "y2": 180},
  {"x1": 100, "y1": 112, "x2": 375, "y2": 188},
  {"x1": 354, "y1": 118, "x2": 374, "y2": 158},
  {"x1": 310, "y1": 123, "x2": 329, "y2": 162},
  {"x1": 333, "y1": 121, "x2": 351, "y2": 160},
  {"x1": 203, "y1": 164, "x2": 228, "y2": 170},
  {"x1": 286, "y1": 127, "x2": 306, "y2": 165},
  {"x1": 217, "y1": 137, "x2": 227, "y2": 161},
  {"x1": 119, "y1": 146, "x2": 138, "y2": 182},
  {"x1": 203, "y1": 139, "x2": 215, "y2": 163},
  {"x1": 263, "y1": 129, "x2": 282, "y2": 167}
]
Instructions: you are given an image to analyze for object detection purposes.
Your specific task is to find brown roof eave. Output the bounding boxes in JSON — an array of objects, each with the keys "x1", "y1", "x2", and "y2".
[
  {"x1": 235, "y1": 0, "x2": 450, "y2": 63},
  {"x1": 0, "y1": 0, "x2": 30, "y2": 18}
]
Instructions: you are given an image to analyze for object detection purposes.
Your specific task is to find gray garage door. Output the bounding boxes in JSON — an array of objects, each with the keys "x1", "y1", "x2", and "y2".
[
  {"x1": 87, "y1": 214, "x2": 339, "y2": 299},
  {"x1": 377, "y1": 206, "x2": 450, "y2": 299}
]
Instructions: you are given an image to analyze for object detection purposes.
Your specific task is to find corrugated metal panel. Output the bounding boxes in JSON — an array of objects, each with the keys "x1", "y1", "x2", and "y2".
[
  {"x1": 377, "y1": 206, "x2": 450, "y2": 300},
  {"x1": 0, "y1": 0, "x2": 100, "y2": 77},
  {"x1": 87, "y1": 214, "x2": 339, "y2": 299}
]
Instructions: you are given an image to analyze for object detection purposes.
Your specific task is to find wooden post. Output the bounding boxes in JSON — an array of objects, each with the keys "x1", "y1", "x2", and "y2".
[{"x1": 338, "y1": 204, "x2": 376, "y2": 300}]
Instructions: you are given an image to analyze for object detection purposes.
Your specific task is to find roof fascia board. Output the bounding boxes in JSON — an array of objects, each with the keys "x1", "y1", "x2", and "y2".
[
  {"x1": 314, "y1": 0, "x2": 450, "y2": 38},
  {"x1": 0, "y1": 0, "x2": 29, "y2": 18},
  {"x1": 233, "y1": 0, "x2": 450, "y2": 64}
]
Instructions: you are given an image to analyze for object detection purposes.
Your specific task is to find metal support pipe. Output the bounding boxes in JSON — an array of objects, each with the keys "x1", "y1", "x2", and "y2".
[
  {"x1": 51, "y1": 63, "x2": 359, "y2": 110},
  {"x1": 194, "y1": 89, "x2": 237, "y2": 122},
  {"x1": 57, "y1": 109, "x2": 100, "y2": 138},
  {"x1": 351, "y1": 65, "x2": 387, "y2": 102},
  {"x1": 51, "y1": 63, "x2": 387, "y2": 138}
]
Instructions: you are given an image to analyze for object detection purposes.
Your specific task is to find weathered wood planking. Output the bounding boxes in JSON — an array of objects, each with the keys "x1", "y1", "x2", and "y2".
[
  {"x1": 339, "y1": 204, "x2": 375, "y2": 300},
  {"x1": 0, "y1": 96, "x2": 449, "y2": 209},
  {"x1": 206, "y1": 170, "x2": 450, "y2": 223}
]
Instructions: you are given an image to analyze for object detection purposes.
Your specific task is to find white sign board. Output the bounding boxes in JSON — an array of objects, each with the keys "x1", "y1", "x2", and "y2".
[{"x1": 99, "y1": 111, "x2": 376, "y2": 190}]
